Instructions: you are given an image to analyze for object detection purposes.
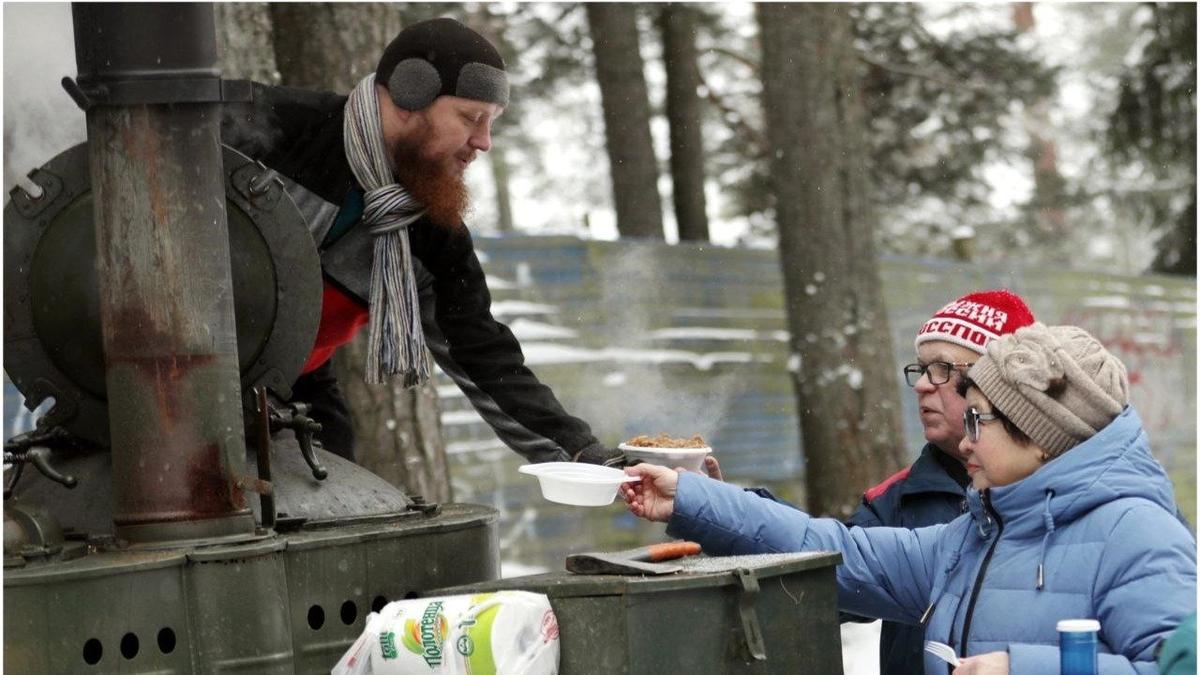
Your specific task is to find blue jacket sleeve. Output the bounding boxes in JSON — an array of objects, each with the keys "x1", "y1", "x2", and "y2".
[
  {"x1": 1009, "y1": 504, "x2": 1196, "y2": 675},
  {"x1": 665, "y1": 472, "x2": 946, "y2": 624}
]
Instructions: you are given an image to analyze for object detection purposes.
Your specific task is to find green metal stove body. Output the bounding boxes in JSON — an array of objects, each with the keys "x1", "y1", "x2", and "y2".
[
  {"x1": 5, "y1": 504, "x2": 498, "y2": 673},
  {"x1": 431, "y1": 552, "x2": 845, "y2": 675},
  {"x1": 3, "y1": 6, "x2": 500, "y2": 673}
]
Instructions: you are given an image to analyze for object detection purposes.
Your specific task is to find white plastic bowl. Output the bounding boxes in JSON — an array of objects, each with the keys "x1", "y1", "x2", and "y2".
[
  {"x1": 618, "y1": 443, "x2": 712, "y2": 474},
  {"x1": 518, "y1": 462, "x2": 637, "y2": 507}
]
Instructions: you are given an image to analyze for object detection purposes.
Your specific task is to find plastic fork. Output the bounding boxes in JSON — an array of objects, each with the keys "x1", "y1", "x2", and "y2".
[{"x1": 924, "y1": 641, "x2": 961, "y2": 667}]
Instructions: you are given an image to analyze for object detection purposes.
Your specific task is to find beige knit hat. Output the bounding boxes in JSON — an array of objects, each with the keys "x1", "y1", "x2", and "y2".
[{"x1": 967, "y1": 323, "x2": 1129, "y2": 457}]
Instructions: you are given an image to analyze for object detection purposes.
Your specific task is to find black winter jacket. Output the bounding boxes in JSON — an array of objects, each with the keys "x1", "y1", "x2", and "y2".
[{"x1": 221, "y1": 83, "x2": 602, "y2": 463}]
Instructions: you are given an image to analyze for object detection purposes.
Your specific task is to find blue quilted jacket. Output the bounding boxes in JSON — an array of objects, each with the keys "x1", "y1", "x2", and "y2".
[{"x1": 667, "y1": 407, "x2": 1196, "y2": 673}]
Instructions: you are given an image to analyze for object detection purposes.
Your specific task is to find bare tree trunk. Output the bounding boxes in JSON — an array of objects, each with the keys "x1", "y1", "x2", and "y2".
[
  {"x1": 271, "y1": 3, "x2": 450, "y2": 501},
  {"x1": 1012, "y1": 2, "x2": 1067, "y2": 241},
  {"x1": 270, "y1": 3, "x2": 399, "y2": 91},
  {"x1": 585, "y1": 3, "x2": 665, "y2": 239},
  {"x1": 466, "y1": 7, "x2": 518, "y2": 235},
  {"x1": 659, "y1": 4, "x2": 710, "y2": 242},
  {"x1": 333, "y1": 334, "x2": 451, "y2": 502},
  {"x1": 489, "y1": 144, "x2": 516, "y2": 233},
  {"x1": 758, "y1": 3, "x2": 905, "y2": 518},
  {"x1": 214, "y1": 3, "x2": 278, "y2": 83}
]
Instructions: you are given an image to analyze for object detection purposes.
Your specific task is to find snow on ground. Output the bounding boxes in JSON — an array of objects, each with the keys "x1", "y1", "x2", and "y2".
[
  {"x1": 518, "y1": 342, "x2": 773, "y2": 371},
  {"x1": 489, "y1": 300, "x2": 558, "y2": 318},
  {"x1": 507, "y1": 318, "x2": 580, "y2": 340},
  {"x1": 648, "y1": 327, "x2": 789, "y2": 341},
  {"x1": 501, "y1": 560, "x2": 549, "y2": 579}
]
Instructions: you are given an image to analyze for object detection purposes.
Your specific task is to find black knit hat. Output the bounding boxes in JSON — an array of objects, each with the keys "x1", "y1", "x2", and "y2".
[{"x1": 375, "y1": 18, "x2": 509, "y2": 111}]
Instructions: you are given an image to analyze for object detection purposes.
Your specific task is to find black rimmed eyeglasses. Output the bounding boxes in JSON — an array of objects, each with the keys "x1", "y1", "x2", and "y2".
[
  {"x1": 963, "y1": 406, "x2": 1000, "y2": 442},
  {"x1": 902, "y1": 361, "x2": 974, "y2": 387}
]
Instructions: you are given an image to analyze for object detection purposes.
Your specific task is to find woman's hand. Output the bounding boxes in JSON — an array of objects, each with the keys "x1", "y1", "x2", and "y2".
[
  {"x1": 952, "y1": 651, "x2": 1009, "y2": 674},
  {"x1": 621, "y1": 463, "x2": 681, "y2": 522}
]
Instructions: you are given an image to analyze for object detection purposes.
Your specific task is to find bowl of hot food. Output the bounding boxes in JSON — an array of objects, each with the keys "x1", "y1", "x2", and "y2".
[{"x1": 618, "y1": 434, "x2": 711, "y2": 474}]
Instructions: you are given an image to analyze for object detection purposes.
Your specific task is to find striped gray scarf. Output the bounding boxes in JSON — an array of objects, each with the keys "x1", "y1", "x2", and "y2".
[{"x1": 343, "y1": 74, "x2": 430, "y2": 387}]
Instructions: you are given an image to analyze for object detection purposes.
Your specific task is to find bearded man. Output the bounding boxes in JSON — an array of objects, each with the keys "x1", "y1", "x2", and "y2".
[{"x1": 222, "y1": 18, "x2": 621, "y2": 467}]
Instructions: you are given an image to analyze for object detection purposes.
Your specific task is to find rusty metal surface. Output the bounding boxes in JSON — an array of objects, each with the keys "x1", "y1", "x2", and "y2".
[
  {"x1": 76, "y1": 2, "x2": 252, "y2": 543},
  {"x1": 8, "y1": 433, "x2": 420, "y2": 539},
  {"x1": 86, "y1": 103, "x2": 254, "y2": 542},
  {"x1": 3, "y1": 141, "x2": 323, "y2": 446}
]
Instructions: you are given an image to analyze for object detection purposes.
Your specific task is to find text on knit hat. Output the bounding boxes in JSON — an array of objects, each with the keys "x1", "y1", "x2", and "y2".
[{"x1": 915, "y1": 289, "x2": 1036, "y2": 355}]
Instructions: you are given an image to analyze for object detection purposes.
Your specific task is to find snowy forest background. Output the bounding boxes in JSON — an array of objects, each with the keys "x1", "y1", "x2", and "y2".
[
  {"x1": 3, "y1": 5, "x2": 1196, "y2": 672},
  {"x1": 4, "y1": 2, "x2": 1195, "y2": 275},
  {"x1": 6, "y1": 0, "x2": 1195, "y2": 519}
]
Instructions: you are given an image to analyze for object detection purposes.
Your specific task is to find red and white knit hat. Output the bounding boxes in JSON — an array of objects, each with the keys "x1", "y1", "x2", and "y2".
[{"x1": 914, "y1": 289, "x2": 1035, "y2": 355}]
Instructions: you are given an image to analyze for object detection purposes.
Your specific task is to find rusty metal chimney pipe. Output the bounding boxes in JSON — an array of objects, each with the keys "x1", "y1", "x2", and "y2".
[{"x1": 72, "y1": 2, "x2": 255, "y2": 543}]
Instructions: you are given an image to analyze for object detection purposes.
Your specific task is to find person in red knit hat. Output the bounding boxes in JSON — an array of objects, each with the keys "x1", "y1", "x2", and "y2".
[
  {"x1": 844, "y1": 289, "x2": 1035, "y2": 675},
  {"x1": 704, "y1": 290, "x2": 1038, "y2": 674}
]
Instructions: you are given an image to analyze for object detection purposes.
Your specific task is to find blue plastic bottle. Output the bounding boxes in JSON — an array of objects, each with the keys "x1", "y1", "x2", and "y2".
[{"x1": 1058, "y1": 619, "x2": 1100, "y2": 675}]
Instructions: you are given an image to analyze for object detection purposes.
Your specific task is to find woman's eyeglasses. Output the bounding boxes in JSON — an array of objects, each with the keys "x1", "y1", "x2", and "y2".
[
  {"x1": 902, "y1": 361, "x2": 973, "y2": 387},
  {"x1": 963, "y1": 406, "x2": 1000, "y2": 442}
]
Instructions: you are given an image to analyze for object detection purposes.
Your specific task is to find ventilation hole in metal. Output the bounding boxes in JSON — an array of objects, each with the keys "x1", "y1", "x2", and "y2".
[
  {"x1": 371, "y1": 595, "x2": 389, "y2": 613},
  {"x1": 120, "y1": 633, "x2": 139, "y2": 659},
  {"x1": 340, "y1": 600, "x2": 358, "y2": 625},
  {"x1": 157, "y1": 627, "x2": 176, "y2": 654},
  {"x1": 82, "y1": 638, "x2": 103, "y2": 665},
  {"x1": 307, "y1": 604, "x2": 325, "y2": 630}
]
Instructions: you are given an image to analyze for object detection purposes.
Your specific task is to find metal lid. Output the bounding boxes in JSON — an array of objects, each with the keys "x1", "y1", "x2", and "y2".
[
  {"x1": 428, "y1": 550, "x2": 843, "y2": 598},
  {"x1": 3, "y1": 142, "x2": 322, "y2": 445}
]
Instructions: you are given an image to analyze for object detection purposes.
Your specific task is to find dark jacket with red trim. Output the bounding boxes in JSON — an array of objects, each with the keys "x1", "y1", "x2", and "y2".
[
  {"x1": 221, "y1": 83, "x2": 603, "y2": 463},
  {"x1": 845, "y1": 443, "x2": 969, "y2": 675}
]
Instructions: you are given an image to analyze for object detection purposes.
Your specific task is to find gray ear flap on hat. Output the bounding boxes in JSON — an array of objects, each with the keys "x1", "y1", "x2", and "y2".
[
  {"x1": 387, "y1": 58, "x2": 441, "y2": 110},
  {"x1": 456, "y1": 62, "x2": 510, "y2": 107}
]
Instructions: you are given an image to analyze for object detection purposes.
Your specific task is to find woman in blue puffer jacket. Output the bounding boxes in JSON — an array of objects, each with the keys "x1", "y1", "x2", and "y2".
[{"x1": 623, "y1": 323, "x2": 1196, "y2": 674}]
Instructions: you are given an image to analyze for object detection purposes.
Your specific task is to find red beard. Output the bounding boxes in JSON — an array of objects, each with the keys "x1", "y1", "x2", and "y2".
[{"x1": 391, "y1": 137, "x2": 470, "y2": 230}]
